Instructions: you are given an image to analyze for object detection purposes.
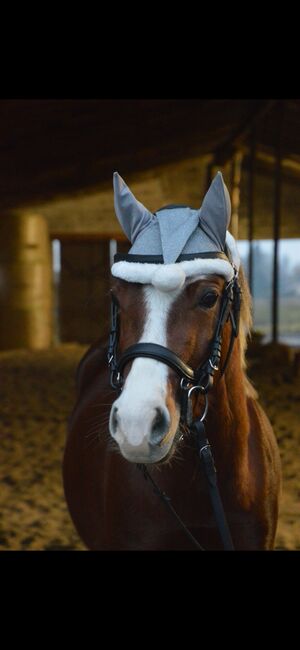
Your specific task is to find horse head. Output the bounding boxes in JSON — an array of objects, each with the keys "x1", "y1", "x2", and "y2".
[{"x1": 108, "y1": 171, "x2": 241, "y2": 464}]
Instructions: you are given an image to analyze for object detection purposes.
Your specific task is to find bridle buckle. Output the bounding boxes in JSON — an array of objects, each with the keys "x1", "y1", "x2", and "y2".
[{"x1": 209, "y1": 358, "x2": 219, "y2": 371}]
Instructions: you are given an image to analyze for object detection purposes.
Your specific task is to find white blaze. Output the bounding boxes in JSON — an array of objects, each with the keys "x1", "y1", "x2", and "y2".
[{"x1": 111, "y1": 285, "x2": 181, "y2": 448}]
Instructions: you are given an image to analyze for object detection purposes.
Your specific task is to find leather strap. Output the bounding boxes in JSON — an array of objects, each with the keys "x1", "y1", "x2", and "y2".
[
  {"x1": 191, "y1": 419, "x2": 234, "y2": 550},
  {"x1": 113, "y1": 251, "x2": 230, "y2": 264},
  {"x1": 116, "y1": 343, "x2": 196, "y2": 383}
]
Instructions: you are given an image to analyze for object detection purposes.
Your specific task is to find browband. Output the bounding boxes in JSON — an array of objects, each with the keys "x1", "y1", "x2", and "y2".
[{"x1": 113, "y1": 251, "x2": 230, "y2": 264}]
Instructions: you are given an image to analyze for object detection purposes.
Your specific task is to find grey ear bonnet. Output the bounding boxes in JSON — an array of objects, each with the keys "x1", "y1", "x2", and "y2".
[{"x1": 111, "y1": 171, "x2": 240, "y2": 289}]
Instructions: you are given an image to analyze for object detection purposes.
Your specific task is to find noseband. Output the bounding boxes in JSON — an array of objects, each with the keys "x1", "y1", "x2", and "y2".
[{"x1": 107, "y1": 259, "x2": 242, "y2": 551}]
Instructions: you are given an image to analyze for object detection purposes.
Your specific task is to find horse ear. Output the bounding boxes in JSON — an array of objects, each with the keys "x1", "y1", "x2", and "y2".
[
  {"x1": 199, "y1": 172, "x2": 231, "y2": 248},
  {"x1": 113, "y1": 172, "x2": 153, "y2": 243}
]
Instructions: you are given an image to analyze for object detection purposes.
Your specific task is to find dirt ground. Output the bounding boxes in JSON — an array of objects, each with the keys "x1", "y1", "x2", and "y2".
[{"x1": 0, "y1": 343, "x2": 299, "y2": 551}]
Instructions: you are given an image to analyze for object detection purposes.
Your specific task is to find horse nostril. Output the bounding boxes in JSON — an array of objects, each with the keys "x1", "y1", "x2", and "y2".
[
  {"x1": 111, "y1": 407, "x2": 119, "y2": 434},
  {"x1": 150, "y1": 408, "x2": 169, "y2": 446}
]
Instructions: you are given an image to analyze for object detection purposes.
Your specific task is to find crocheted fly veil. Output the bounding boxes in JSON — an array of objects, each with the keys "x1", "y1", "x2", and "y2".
[{"x1": 111, "y1": 171, "x2": 240, "y2": 290}]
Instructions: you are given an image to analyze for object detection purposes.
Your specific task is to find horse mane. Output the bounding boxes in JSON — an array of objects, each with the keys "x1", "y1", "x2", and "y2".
[{"x1": 237, "y1": 265, "x2": 258, "y2": 400}]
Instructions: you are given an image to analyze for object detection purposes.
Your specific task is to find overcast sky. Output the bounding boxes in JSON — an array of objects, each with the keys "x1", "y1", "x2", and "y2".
[{"x1": 237, "y1": 239, "x2": 300, "y2": 269}]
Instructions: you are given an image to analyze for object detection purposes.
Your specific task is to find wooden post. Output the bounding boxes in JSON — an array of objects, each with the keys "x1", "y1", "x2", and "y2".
[
  {"x1": 272, "y1": 103, "x2": 284, "y2": 344},
  {"x1": 230, "y1": 151, "x2": 243, "y2": 240},
  {"x1": 247, "y1": 132, "x2": 256, "y2": 293}
]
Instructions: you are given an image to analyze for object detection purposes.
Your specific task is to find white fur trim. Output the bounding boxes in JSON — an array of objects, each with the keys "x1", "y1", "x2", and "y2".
[
  {"x1": 111, "y1": 257, "x2": 235, "y2": 285},
  {"x1": 225, "y1": 231, "x2": 240, "y2": 270},
  {"x1": 111, "y1": 231, "x2": 241, "y2": 286},
  {"x1": 152, "y1": 264, "x2": 186, "y2": 292}
]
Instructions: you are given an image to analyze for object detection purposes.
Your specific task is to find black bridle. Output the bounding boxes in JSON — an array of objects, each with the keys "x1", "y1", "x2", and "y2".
[
  {"x1": 107, "y1": 258, "x2": 242, "y2": 550},
  {"x1": 108, "y1": 266, "x2": 241, "y2": 408}
]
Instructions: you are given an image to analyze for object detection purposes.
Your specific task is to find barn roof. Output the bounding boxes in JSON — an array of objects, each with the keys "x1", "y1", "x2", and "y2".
[{"x1": 1, "y1": 99, "x2": 300, "y2": 239}]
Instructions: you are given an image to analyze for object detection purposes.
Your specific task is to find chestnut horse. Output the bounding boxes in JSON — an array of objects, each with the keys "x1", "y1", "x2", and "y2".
[{"x1": 63, "y1": 264, "x2": 281, "y2": 550}]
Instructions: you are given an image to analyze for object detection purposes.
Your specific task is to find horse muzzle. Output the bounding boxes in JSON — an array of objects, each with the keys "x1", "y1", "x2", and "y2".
[{"x1": 109, "y1": 402, "x2": 175, "y2": 463}]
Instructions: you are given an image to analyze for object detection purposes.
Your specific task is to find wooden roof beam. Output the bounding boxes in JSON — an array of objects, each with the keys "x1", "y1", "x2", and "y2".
[{"x1": 213, "y1": 100, "x2": 278, "y2": 166}]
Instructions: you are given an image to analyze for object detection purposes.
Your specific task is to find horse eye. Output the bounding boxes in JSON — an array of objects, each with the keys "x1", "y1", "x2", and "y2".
[{"x1": 198, "y1": 291, "x2": 218, "y2": 308}]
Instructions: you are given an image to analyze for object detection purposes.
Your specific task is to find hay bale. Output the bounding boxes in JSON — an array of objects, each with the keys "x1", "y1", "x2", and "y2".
[{"x1": 0, "y1": 213, "x2": 53, "y2": 350}]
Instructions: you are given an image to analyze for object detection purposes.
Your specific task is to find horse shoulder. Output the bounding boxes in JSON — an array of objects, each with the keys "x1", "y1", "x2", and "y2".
[{"x1": 63, "y1": 340, "x2": 115, "y2": 550}]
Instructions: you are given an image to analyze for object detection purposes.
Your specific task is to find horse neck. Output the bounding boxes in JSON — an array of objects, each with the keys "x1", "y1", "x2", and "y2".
[{"x1": 195, "y1": 323, "x2": 250, "y2": 471}]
